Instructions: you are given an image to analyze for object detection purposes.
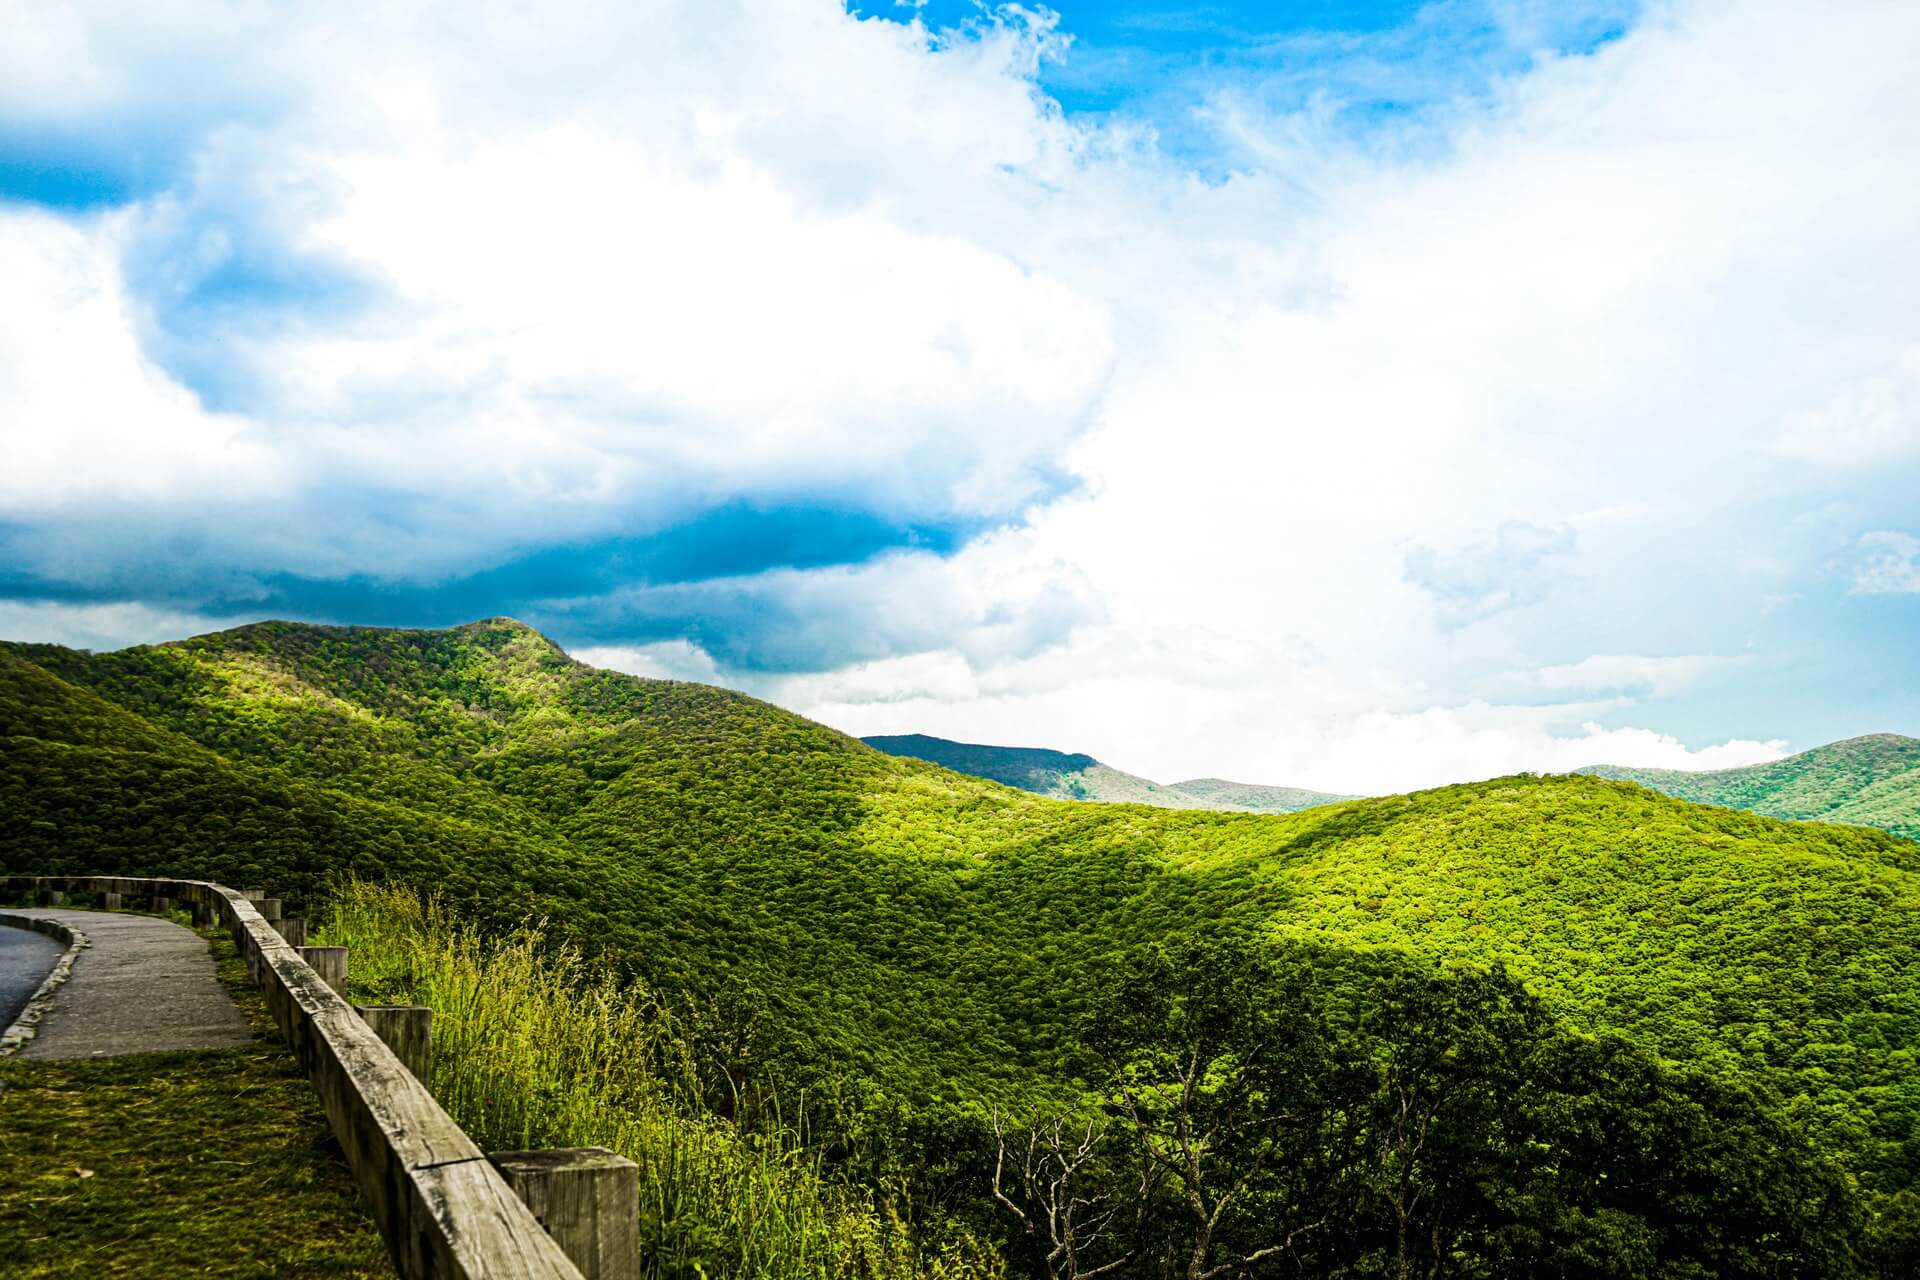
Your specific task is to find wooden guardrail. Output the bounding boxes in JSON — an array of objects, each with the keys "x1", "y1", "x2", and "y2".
[{"x1": 2, "y1": 875, "x2": 595, "y2": 1280}]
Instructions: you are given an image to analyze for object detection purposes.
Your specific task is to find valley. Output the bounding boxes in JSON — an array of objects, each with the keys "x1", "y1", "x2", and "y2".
[{"x1": 4, "y1": 619, "x2": 1918, "y2": 1275}]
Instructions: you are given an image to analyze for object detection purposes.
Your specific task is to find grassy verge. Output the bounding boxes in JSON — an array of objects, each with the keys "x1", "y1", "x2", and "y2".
[
  {"x1": 0, "y1": 929, "x2": 391, "y2": 1278},
  {"x1": 323, "y1": 882, "x2": 1000, "y2": 1280}
]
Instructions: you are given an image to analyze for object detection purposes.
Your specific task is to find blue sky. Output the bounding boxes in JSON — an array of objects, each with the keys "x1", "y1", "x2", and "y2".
[
  {"x1": 2, "y1": 1, "x2": 1917, "y2": 791},
  {"x1": 909, "y1": 1, "x2": 1633, "y2": 129}
]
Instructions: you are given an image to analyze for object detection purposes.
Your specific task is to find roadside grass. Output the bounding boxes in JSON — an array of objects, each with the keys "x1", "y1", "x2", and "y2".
[
  {"x1": 323, "y1": 882, "x2": 999, "y2": 1280},
  {"x1": 0, "y1": 929, "x2": 391, "y2": 1279}
]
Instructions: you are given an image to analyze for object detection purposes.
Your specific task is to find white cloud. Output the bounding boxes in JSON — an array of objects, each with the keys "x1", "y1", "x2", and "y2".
[
  {"x1": 770, "y1": 0, "x2": 1920, "y2": 787},
  {"x1": 570, "y1": 639, "x2": 729, "y2": 686},
  {"x1": 540, "y1": 529, "x2": 1100, "y2": 673},
  {"x1": 1534, "y1": 653, "x2": 1737, "y2": 697},
  {"x1": 1773, "y1": 347, "x2": 1920, "y2": 467},
  {"x1": 0, "y1": 209, "x2": 284, "y2": 512},
  {"x1": 3, "y1": 0, "x2": 1916, "y2": 791},
  {"x1": 779, "y1": 660, "x2": 1790, "y2": 794},
  {"x1": 1852, "y1": 532, "x2": 1920, "y2": 595},
  {"x1": 0, "y1": 600, "x2": 239, "y2": 653},
  {"x1": 1552, "y1": 724, "x2": 1788, "y2": 774},
  {"x1": 1405, "y1": 522, "x2": 1578, "y2": 626},
  {"x1": 0, "y1": 2, "x2": 1113, "y2": 586},
  {"x1": 1281, "y1": 710, "x2": 1787, "y2": 794}
]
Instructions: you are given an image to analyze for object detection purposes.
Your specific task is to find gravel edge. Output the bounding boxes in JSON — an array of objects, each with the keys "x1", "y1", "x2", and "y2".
[{"x1": 0, "y1": 913, "x2": 91, "y2": 1057}]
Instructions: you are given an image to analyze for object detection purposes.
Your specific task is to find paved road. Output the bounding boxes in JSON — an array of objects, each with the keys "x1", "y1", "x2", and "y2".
[
  {"x1": 4, "y1": 910, "x2": 250, "y2": 1059},
  {"x1": 0, "y1": 923, "x2": 62, "y2": 1028}
]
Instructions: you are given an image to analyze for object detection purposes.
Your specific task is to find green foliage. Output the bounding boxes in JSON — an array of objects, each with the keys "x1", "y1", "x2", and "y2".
[
  {"x1": 1268, "y1": 777, "x2": 1920, "y2": 1190},
  {"x1": 1581, "y1": 733, "x2": 1920, "y2": 841},
  {"x1": 1070, "y1": 938, "x2": 1870, "y2": 1279},
  {"x1": 324, "y1": 883, "x2": 998, "y2": 1280},
  {"x1": 3, "y1": 618, "x2": 1919, "y2": 1269}
]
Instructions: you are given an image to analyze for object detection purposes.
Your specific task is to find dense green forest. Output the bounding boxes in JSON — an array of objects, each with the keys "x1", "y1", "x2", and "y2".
[
  {"x1": 1580, "y1": 733, "x2": 1920, "y2": 841},
  {"x1": 864, "y1": 733, "x2": 1349, "y2": 813},
  {"x1": 4, "y1": 620, "x2": 1918, "y2": 1275}
]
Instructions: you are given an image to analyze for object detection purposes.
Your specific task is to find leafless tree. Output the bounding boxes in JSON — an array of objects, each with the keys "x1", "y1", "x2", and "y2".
[
  {"x1": 991, "y1": 1106, "x2": 1139, "y2": 1280},
  {"x1": 1106, "y1": 1051, "x2": 1328, "y2": 1280}
]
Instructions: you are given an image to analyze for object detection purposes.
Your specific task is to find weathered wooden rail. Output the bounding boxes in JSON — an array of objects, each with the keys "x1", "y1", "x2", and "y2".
[{"x1": 1, "y1": 875, "x2": 630, "y2": 1280}]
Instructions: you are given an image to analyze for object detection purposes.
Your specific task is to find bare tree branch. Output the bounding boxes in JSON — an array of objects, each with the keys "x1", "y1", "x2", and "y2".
[{"x1": 991, "y1": 1105, "x2": 1134, "y2": 1280}]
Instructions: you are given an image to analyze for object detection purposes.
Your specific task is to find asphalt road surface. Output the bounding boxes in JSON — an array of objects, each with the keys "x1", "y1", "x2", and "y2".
[
  {"x1": 0, "y1": 923, "x2": 62, "y2": 1028},
  {"x1": 8, "y1": 909, "x2": 251, "y2": 1058}
]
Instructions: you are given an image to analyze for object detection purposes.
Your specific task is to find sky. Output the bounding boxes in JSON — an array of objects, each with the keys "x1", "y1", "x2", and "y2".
[{"x1": 2, "y1": 0, "x2": 1917, "y2": 794}]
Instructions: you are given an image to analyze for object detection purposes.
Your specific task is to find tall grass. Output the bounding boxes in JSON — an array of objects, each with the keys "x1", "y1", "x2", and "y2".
[{"x1": 322, "y1": 883, "x2": 1000, "y2": 1280}]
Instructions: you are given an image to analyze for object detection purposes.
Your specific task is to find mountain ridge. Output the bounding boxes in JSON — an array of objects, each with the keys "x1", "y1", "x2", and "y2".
[
  {"x1": 1578, "y1": 732, "x2": 1920, "y2": 841},
  {"x1": 862, "y1": 731, "x2": 1354, "y2": 813}
]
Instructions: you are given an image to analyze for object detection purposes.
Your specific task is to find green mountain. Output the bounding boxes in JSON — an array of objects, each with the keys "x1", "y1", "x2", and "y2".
[
  {"x1": 1161, "y1": 774, "x2": 1355, "y2": 812},
  {"x1": 4, "y1": 620, "x2": 1920, "y2": 1270},
  {"x1": 863, "y1": 732, "x2": 1352, "y2": 813},
  {"x1": 1580, "y1": 733, "x2": 1920, "y2": 841}
]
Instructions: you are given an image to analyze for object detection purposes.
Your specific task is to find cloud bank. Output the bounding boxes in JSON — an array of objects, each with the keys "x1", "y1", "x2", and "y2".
[{"x1": 3, "y1": 0, "x2": 1917, "y2": 791}]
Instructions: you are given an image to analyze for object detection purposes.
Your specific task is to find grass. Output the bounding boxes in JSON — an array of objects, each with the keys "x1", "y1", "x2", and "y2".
[
  {"x1": 323, "y1": 882, "x2": 1001, "y2": 1280},
  {"x1": 0, "y1": 928, "x2": 391, "y2": 1278}
]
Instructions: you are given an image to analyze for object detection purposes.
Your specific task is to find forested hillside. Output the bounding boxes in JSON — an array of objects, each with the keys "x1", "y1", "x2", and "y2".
[
  {"x1": 863, "y1": 732, "x2": 1350, "y2": 813},
  {"x1": 1581, "y1": 733, "x2": 1920, "y2": 841},
  {"x1": 5, "y1": 620, "x2": 1919, "y2": 1275}
]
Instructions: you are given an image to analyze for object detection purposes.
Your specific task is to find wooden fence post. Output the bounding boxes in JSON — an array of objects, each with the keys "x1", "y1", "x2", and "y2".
[
  {"x1": 489, "y1": 1149, "x2": 639, "y2": 1280},
  {"x1": 298, "y1": 946, "x2": 349, "y2": 995},
  {"x1": 355, "y1": 1006, "x2": 433, "y2": 1084}
]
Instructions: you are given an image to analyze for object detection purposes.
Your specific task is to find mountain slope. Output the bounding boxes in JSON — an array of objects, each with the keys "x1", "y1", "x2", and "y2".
[
  {"x1": 862, "y1": 732, "x2": 1352, "y2": 813},
  {"x1": 858, "y1": 734, "x2": 1104, "y2": 794},
  {"x1": 1580, "y1": 733, "x2": 1920, "y2": 841},
  {"x1": 4, "y1": 621, "x2": 1919, "y2": 1196},
  {"x1": 1162, "y1": 775, "x2": 1356, "y2": 812}
]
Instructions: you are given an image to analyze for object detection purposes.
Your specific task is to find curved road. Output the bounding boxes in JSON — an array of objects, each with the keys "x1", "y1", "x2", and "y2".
[
  {"x1": 0, "y1": 923, "x2": 62, "y2": 1028},
  {"x1": 1, "y1": 910, "x2": 250, "y2": 1058}
]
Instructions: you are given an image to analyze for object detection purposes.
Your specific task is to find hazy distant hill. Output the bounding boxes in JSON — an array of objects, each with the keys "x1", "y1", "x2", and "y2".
[
  {"x1": 1164, "y1": 775, "x2": 1358, "y2": 813},
  {"x1": 861, "y1": 733, "x2": 1352, "y2": 813},
  {"x1": 1580, "y1": 733, "x2": 1920, "y2": 842}
]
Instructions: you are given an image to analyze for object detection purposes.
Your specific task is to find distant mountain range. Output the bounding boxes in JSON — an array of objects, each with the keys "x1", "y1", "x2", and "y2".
[
  {"x1": 860, "y1": 733, "x2": 1354, "y2": 814},
  {"x1": 866, "y1": 730, "x2": 1920, "y2": 841},
  {"x1": 1579, "y1": 733, "x2": 1920, "y2": 842}
]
